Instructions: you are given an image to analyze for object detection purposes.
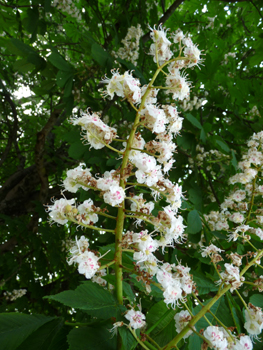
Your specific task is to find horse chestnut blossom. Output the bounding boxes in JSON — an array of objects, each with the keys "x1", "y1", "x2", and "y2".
[
  {"x1": 47, "y1": 198, "x2": 75, "y2": 225},
  {"x1": 102, "y1": 70, "x2": 141, "y2": 104},
  {"x1": 45, "y1": 24, "x2": 263, "y2": 350},
  {"x1": 77, "y1": 199, "x2": 98, "y2": 225},
  {"x1": 125, "y1": 309, "x2": 146, "y2": 329},
  {"x1": 218, "y1": 263, "x2": 245, "y2": 292},
  {"x1": 174, "y1": 310, "x2": 193, "y2": 339},
  {"x1": 103, "y1": 185, "x2": 125, "y2": 206},
  {"x1": 244, "y1": 303, "x2": 263, "y2": 337},
  {"x1": 166, "y1": 69, "x2": 190, "y2": 100},
  {"x1": 63, "y1": 164, "x2": 93, "y2": 193},
  {"x1": 149, "y1": 25, "x2": 173, "y2": 65},
  {"x1": 203, "y1": 326, "x2": 228, "y2": 350},
  {"x1": 72, "y1": 111, "x2": 117, "y2": 149},
  {"x1": 139, "y1": 104, "x2": 168, "y2": 133}
]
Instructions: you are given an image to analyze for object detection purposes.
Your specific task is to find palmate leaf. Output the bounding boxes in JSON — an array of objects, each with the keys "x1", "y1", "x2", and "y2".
[
  {"x1": 192, "y1": 271, "x2": 218, "y2": 295},
  {"x1": 146, "y1": 300, "x2": 176, "y2": 346},
  {"x1": 17, "y1": 318, "x2": 64, "y2": 350},
  {"x1": 45, "y1": 281, "x2": 118, "y2": 319},
  {"x1": 67, "y1": 322, "x2": 117, "y2": 350},
  {"x1": 187, "y1": 210, "x2": 202, "y2": 234},
  {"x1": 0, "y1": 313, "x2": 56, "y2": 350}
]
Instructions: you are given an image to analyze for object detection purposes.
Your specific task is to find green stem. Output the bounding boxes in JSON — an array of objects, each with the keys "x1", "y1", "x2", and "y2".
[
  {"x1": 146, "y1": 334, "x2": 162, "y2": 350},
  {"x1": 97, "y1": 212, "x2": 117, "y2": 220},
  {"x1": 243, "y1": 236, "x2": 258, "y2": 251},
  {"x1": 164, "y1": 284, "x2": 232, "y2": 350},
  {"x1": 99, "y1": 260, "x2": 115, "y2": 270},
  {"x1": 88, "y1": 130, "x2": 124, "y2": 154},
  {"x1": 190, "y1": 326, "x2": 213, "y2": 347},
  {"x1": 128, "y1": 327, "x2": 152, "y2": 350},
  {"x1": 64, "y1": 321, "x2": 93, "y2": 326},
  {"x1": 67, "y1": 217, "x2": 115, "y2": 233},
  {"x1": 193, "y1": 293, "x2": 235, "y2": 342},
  {"x1": 235, "y1": 289, "x2": 250, "y2": 314}
]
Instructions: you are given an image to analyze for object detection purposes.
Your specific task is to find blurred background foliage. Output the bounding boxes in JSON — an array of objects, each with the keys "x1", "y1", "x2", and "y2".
[{"x1": 0, "y1": 0, "x2": 263, "y2": 346}]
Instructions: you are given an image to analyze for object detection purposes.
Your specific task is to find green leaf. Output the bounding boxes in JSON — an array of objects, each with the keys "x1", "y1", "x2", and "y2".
[
  {"x1": 187, "y1": 210, "x2": 202, "y2": 234},
  {"x1": 85, "y1": 156, "x2": 103, "y2": 164},
  {"x1": 200, "y1": 127, "x2": 206, "y2": 143},
  {"x1": 64, "y1": 77, "x2": 73, "y2": 97},
  {"x1": 13, "y1": 59, "x2": 34, "y2": 73},
  {"x1": 188, "y1": 333, "x2": 202, "y2": 350},
  {"x1": 215, "y1": 139, "x2": 230, "y2": 153},
  {"x1": 194, "y1": 298, "x2": 221, "y2": 331},
  {"x1": 192, "y1": 271, "x2": 218, "y2": 295},
  {"x1": 67, "y1": 323, "x2": 117, "y2": 350},
  {"x1": 17, "y1": 318, "x2": 64, "y2": 350},
  {"x1": 68, "y1": 141, "x2": 86, "y2": 160},
  {"x1": 123, "y1": 282, "x2": 135, "y2": 303},
  {"x1": 185, "y1": 113, "x2": 202, "y2": 129},
  {"x1": 249, "y1": 294, "x2": 263, "y2": 308},
  {"x1": 119, "y1": 327, "x2": 137, "y2": 350},
  {"x1": 48, "y1": 52, "x2": 73, "y2": 72},
  {"x1": 9, "y1": 38, "x2": 36, "y2": 56},
  {"x1": 231, "y1": 150, "x2": 238, "y2": 169},
  {"x1": 45, "y1": 281, "x2": 118, "y2": 319},
  {"x1": 146, "y1": 301, "x2": 176, "y2": 336},
  {"x1": 56, "y1": 71, "x2": 73, "y2": 88},
  {"x1": 91, "y1": 43, "x2": 111, "y2": 68},
  {"x1": 0, "y1": 313, "x2": 54, "y2": 350}
]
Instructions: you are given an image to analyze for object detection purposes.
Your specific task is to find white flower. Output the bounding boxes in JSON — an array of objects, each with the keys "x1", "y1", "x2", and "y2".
[
  {"x1": 103, "y1": 185, "x2": 125, "y2": 206},
  {"x1": 229, "y1": 212, "x2": 245, "y2": 224},
  {"x1": 77, "y1": 251, "x2": 100, "y2": 279},
  {"x1": 63, "y1": 165, "x2": 93, "y2": 193},
  {"x1": 244, "y1": 304, "x2": 263, "y2": 336},
  {"x1": 163, "y1": 281, "x2": 183, "y2": 309},
  {"x1": 72, "y1": 111, "x2": 117, "y2": 149},
  {"x1": 125, "y1": 309, "x2": 146, "y2": 329},
  {"x1": 102, "y1": 71, "x2": 141, "y2": 104},
  {"x1": 139, "y1": 104, "x2": 168, "y2": 134},
  {"x1": 254, "y1": 227, "x2": 263, "y2": 240},
  {"x1": 203, "y1": 326, "x2": 228, "y2": 350},
  {"x1": 174, "y1": 310, "x2": 193, "y2": 339},
  {"x1": 183, "y1": 44, "x2": 202, "y2": 68},
  {"x1": 149, "y1": 25, "x2": 173, "y2": 65},
  {"x1": 47, "y1": 198, "x2": 75, "y2": 225},
  {"x1": 201, "y1": 244, "x2": 224, "y2": 258},
  {"x1": 231, "y1": 335, "x2": 253, "y2": 350},
  {"x1": 173, "y1": 29, "x2": 184, "y2": 43},
  {"x1": 77, "y1": 199, "x2": 98, "y2": 225},
  {"x1": 166, "y1": 69, "x2": 190, "y2": 101}
]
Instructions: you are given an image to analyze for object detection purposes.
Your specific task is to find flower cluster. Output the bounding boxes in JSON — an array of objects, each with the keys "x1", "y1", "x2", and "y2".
[
  {"x1": 67, "y1": 236, "x2": 102, "y2": 279},
  {"x1": 174, "y1": 310, "x2": 194, "y2": 339},
  {"x1": 218, "y1": 263, "x2": 245, "y2": 292},
  {"x1": 189, "y1": 145, "x2": 231, "y2": 176},
  {"x1": 71, "y1": 111, "x2": 117, "y2": 149},
  {"x1": 222, "y1": 52, "x2": 236, "y2": 65},
  {"x1": 244, "y1": 303, "x2": 263, "y2": 337},
  {"x1": 180, "y1": 93, "x2": 207, "y2": 112},
  {"x1": 125, "y1": 309, "x2": 146, "y2": 329},
  {"x1": 4, "y1": 289, "x2": 27, "y2": 301},
  {"x1": 52, "y1": 0, "x2": 81, "y2": 21},
  {"x1": 203, "y1": 325, "x2": 253, "y2": 350},
  {"x1": 156, "y1": 262, "x2": 194, "y2": 308},
  {"x1": 204, "y1": 131, "x2": 263, "y2": 241},
  {"x1": 113, "y1": 24, "x2": 143, "y2": 66}
]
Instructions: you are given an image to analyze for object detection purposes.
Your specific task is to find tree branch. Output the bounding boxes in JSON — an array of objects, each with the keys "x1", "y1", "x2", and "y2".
[
  {"x1": 142, "y1": 0, "x2": 185, "y2": 43},
  {"x1": 250, "y1": 0, "x2": 263, "y2": 21}
]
